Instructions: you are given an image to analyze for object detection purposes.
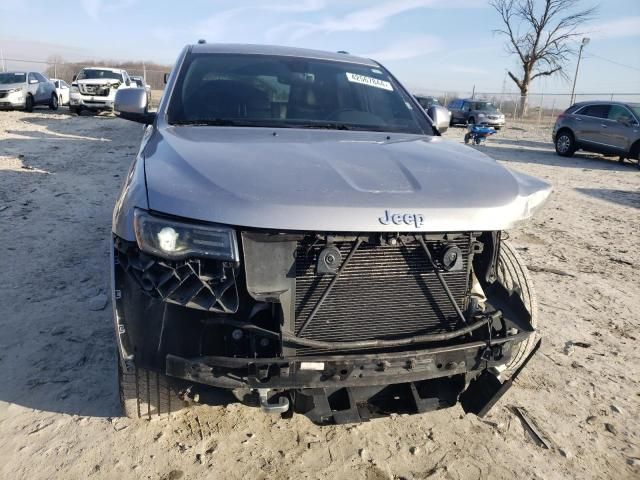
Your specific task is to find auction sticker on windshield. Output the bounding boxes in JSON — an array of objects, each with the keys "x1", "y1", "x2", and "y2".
[{"x1": 346, "y1": 72, "x2": 393, "y2": 91}]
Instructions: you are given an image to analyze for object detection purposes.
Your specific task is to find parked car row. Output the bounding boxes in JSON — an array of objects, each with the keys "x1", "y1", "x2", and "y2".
[
  {"x1": 414, "y1": 95, "x2": 506, "y2": 130},
  {"x1": 0, "y1": 66, "x2": 149, "y2": 115}
]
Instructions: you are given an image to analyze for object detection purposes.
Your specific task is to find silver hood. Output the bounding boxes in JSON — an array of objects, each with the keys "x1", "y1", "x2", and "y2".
[{"x1": 142, "y1": 127, "x2": 551, "y2": 232}]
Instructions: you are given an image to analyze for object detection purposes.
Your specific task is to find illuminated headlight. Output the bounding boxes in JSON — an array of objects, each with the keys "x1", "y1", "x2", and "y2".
[{"x1": 133, "y1": 209, "x2": 239, "y2": 262}]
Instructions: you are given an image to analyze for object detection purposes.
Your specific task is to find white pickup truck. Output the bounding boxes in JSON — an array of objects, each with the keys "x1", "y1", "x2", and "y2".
[{"x1": 70, "y1": 67, "x2": 134, "y2": 114}]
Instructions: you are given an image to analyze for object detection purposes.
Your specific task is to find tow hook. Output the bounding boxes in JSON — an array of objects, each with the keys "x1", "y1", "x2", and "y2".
[{"x1": 256, "y1": 389, "x2": 290, "y2": 414}]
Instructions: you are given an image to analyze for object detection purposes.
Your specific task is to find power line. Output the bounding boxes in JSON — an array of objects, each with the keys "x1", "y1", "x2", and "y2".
[{"x1": 584, "y1": 53, "x2": 640, "y2": 73}]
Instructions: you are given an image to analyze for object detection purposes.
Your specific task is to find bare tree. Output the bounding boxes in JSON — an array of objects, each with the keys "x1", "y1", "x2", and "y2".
[{"x1": 490, "y1": 0, "x2": 596, "y2": 116}]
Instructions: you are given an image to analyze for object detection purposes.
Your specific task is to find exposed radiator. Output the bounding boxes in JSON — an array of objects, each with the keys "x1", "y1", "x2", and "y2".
[{"x1": 294, "y1": 235, "x2": 472, "y2": 354}]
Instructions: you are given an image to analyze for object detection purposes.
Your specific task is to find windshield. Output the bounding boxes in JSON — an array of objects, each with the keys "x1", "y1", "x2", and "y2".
[
  {"x1": 416, "y1": 97, "x2": 439, "y2": 108},
  {"x1": 0, "y1": 72, "x2": 26, "y2": 84},
  {"x1": 472, "y1": 102, "x2": 498, "y2": 112},
  {"x1": 77, "y1": 69, "x2": 123, "y2": 81},
  {"x1": 167, "y1": 54, "x2": 429, "y2": 134}
]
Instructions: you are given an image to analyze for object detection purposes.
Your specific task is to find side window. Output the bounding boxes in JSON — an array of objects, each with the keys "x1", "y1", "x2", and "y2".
[
  {"x1": 27, "y1": 72, "x2": 37, "y2": 83},
  {"x1": 578, "y1": 104, "x2": 610, "y2": 118},
  {"x1": 608, "y1": 105, "x2": 632, "y2": 123}
]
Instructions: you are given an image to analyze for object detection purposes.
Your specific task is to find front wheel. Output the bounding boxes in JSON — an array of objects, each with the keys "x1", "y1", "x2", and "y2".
[
  {"x1": 49, "y1": 93, "x2": 59, "y2": 110},
  {"x1": 118, "y1": 359, "x2": 188, "y2": 419},
  {"x1": 555, "y1": 131, "x2": 575, "y2": 157},
  {"x1": 496, "y1": 241, "x2": 538, "y2": 376},
  {"x1": 24, "y1": 94, "x2": 34, "y2": 112}
]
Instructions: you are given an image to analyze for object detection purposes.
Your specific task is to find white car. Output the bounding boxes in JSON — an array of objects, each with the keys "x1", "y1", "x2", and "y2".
[
  {"x1": 50, "y1": 78, "x2": 70, "y2": 106},
  {"x1": 0, "y1": 71, "x2": 58, "y2": 111},
  {"x1": 69, "y1": 67, "x2": 134, "y2": 114}
]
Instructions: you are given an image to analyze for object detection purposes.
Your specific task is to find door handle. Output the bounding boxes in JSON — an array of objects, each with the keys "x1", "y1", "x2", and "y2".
[{"x1": 600, "y1": 124, "x2": 607, "y2": 128}]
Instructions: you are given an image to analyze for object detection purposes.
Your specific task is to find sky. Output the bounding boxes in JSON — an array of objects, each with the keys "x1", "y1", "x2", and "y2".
[{"x1": 1, "y1": 0, "x2": 639, "y2": 96}]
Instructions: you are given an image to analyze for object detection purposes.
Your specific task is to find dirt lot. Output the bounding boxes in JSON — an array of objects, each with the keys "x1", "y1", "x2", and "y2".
[{"x1": 0, "y1": 108, "x2": 638, "y2": 480}]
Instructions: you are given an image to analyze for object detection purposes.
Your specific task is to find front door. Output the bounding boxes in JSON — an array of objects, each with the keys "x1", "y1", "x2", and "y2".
[
  {"x1": 604, "y1": 105, "x2": 637, "y2": 152},
  {"x1": 574, "y1": 104, "x2": 610, "y2": 149}
]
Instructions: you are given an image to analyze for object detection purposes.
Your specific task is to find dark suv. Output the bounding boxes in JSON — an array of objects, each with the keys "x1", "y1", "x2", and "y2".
[
  {"x1": 448, "y1": 99, "x2": 505, "y2": 129},
  {"x1": 552, "y1": 101, "x2": 640, "y2": 166}
]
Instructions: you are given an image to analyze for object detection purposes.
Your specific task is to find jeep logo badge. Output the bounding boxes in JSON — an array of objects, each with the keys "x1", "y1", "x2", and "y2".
[{"x1": 378, "y1": 210, "x2": 424, "y2": 228}]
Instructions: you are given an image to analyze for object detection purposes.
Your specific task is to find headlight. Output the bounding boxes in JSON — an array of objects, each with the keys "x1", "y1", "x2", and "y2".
[
  {"x1": 8, "y1": 88, "x2": 22, "y2": 94},
  {"x1": 133, "y1": 209, "x2": 239, "y2": 262},
  {"x1": 477, "y1": 113, "x2": 486, "y2": 118},
  {"x1": 70, "y1": 86, "x2": 79, "y2": 93}
]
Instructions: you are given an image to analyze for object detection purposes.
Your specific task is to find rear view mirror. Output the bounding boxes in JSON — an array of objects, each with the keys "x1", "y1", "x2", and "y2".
[
  {"x1": 115, "y1": 88, "x2": 155, "y2": 124},
  {"x1": 427, "y1": 105, "x2": 450, "y2": 134}
]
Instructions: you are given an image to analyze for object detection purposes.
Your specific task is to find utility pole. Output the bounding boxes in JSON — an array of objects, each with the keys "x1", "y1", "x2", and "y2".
[
  {"x1": 0, "y1": 49, "x2": 5, "y2": 72},
  {"x1": 471, "y1": 84, "x2": 475, "y2": 100},
  {"x1": 570, "y1": 37, "x2": 590, "y2": 105}
]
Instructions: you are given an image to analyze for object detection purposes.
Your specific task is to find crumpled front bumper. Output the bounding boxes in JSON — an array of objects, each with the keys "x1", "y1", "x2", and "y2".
[{"x1": 165, "y1": 332, "x2": 529, "y2": 390}]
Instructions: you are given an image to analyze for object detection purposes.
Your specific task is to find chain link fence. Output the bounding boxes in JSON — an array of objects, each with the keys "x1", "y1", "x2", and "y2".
[
  {"x1": 413, "y1": 89, "x2": 640, "y2": 128},
  {"x1": 2, "y1": 55, "x2": 639, "y2": 126},
  {"x1": 0, "y1": 56, "x2": 171, "y2": 90}
]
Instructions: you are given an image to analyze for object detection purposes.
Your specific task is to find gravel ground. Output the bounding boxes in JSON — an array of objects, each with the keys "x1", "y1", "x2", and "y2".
[{"x1": 0, "y1": 108, "x2": 638, "y2": 480}]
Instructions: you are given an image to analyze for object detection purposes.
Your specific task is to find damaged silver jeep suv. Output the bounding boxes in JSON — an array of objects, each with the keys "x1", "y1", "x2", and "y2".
[{"x1": 111, "y1": 43, "x2": 551, "y2": 424}]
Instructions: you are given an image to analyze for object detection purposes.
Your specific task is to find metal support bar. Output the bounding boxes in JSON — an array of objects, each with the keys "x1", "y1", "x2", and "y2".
[
  {"x1": 297, "y1": 237, "x2": 363, "y2": 336},
  {"x1": 416, "y1": 236, "x2": 468, "y2": 325}
]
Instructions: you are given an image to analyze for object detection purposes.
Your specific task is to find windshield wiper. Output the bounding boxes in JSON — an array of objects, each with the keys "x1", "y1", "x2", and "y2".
[
  {"x1": 170, "y1": 118, "x2": 250, "y2": 126},
  {"x1": 296, "y1": 123, "x2": 353, "y2": 131}
]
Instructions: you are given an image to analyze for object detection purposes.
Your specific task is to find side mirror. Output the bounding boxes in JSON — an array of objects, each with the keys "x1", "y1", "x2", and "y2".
[
  {"x1": 115, "y1": 88, "x2": 155, "y2": 125},
  {"x1": 29, "y1": 79, "x2": 38, "y2": 84},
  {"x1": 427, "y1": 105, "x2": 449, "y2": 134}
]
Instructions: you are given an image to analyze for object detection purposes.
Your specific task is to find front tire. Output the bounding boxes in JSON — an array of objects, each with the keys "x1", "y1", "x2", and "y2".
[
  {"x1": 49, "y1": 93, "x2": 59, "y2": 110},
  {"x1": 496, "y1": 241, "x2": 538, "y2": 376},
  {"x1": 118, "y1": 359, "x2": 188, "y2": 419},
  {"x1": 555, "y1": 130, "x2": 575, "y2": 157},
  {"x1": 25, "y1": 94, "x2": 34, "y2": 112}
]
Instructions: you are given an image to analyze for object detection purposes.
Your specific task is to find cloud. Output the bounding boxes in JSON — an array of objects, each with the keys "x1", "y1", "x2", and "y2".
[
  {"x1": 587, "y1": 16, "x2": 640, "y2": 39},
  {"x1": 268, "y1": 0, "x2": 483, "y2": 41},
  {"x1": 359, "y1": 35, "x2": 443, "y2": 61},
  {"x1": 80, "y1": 0, "x2": 136, "y2": 21}
]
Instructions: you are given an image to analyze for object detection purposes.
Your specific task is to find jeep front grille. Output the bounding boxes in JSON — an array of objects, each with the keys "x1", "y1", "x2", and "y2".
[{"x1": 294, "y1": 235, "x2": 472, "y2": 354}]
